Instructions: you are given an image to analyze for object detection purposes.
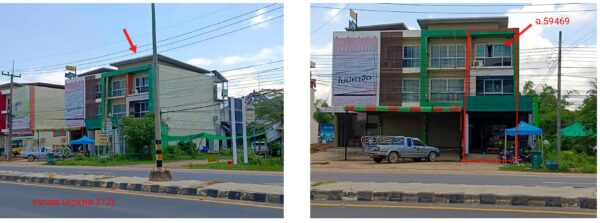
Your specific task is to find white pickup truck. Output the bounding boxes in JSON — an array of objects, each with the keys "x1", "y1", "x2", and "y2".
[
  {"x1": 362, "y1": 136, "x2": 440, "y2": 163},
  {"x1": 20, "y1": 147, "x2": 53, "y2": 162},
  {"x1": 20, "y1": 147, "x2": 72, "y2": 162}
]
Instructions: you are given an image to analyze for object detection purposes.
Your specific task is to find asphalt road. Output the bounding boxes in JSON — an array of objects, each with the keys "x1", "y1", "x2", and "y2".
[
  {"x1": 311, "y1": 203, "x2": 596, "y2": 218},
  {"x1": 0, "y1": 165, "x2": 282, "y2": 185},
  {"x1": 0, "y1": 181, "x2": 282, "y2": 218},
  {"x1": 312, "y1": 170, "x2": 597, "y2": 188}
]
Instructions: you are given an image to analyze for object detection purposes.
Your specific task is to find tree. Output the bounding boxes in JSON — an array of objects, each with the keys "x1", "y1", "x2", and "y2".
[
  {"x1": 119, "y1": 112, "x2": 155, "y2": 159},
  {"x1": 578, "y1": 81, "x2": 597, "y2": 135},
  {"x1": 313, "y1": 99, "x2": 334, "y2": 124},
  {"x1": 254, "y1": 89, "x2": 283, "y2": 124}
]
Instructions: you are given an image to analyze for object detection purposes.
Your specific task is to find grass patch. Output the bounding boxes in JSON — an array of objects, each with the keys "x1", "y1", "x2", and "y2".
[
  {"x1": 498, "y1": 164, "x2": 557, "y2": 173},
  {"x1": 187, "y1": 161, "x2": 283, "y2": 172},
  {"x1": 55, "y1": 157, "x2": 156, "y2": 166}
]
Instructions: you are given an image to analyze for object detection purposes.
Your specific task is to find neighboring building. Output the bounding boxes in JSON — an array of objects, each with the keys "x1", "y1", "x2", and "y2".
[
  {"x1": 0, "y1": 83, "x2": 68, "y2": 151},
  {"x1": 65, "y1": 54, "x2": 228, "y2": 154},
  {"x1": 329, "y1": 17, "x2": 538, "y2": 161}
]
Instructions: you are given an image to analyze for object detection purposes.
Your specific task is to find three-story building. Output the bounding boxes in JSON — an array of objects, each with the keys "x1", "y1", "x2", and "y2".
[{"x1": 329, "y1": 16, "x2": 538, "y2": 161}]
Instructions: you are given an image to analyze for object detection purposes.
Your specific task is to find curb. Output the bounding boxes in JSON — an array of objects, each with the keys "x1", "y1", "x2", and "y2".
[
  {"x1": 0, "y1": 173, "x2": 283, "y2": 205},
  {"x1": 310, "y1": 189, "x2": 596, "y2": 209}
]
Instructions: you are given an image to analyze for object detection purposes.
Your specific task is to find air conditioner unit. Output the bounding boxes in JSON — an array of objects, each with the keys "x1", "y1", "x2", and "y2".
[
  {"x1": 221, "y1": 89, "x2": 228, "y2": 97},
  {"x1": 132, "y1": 89, "x2": 139, "y2": 94},
  {"x1": 472, "y1": 60, "x2": 483, "y2": 68}
]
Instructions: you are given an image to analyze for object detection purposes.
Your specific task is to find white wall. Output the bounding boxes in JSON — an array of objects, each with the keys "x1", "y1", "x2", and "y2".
[
  {"x1": 159, "y1": 65, "x2": 219, "y2": 139},
  {"x1": 34, "y1": 86, "x2": 68, "y2": 147}
]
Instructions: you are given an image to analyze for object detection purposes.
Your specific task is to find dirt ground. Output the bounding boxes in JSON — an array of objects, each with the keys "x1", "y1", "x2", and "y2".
[{"x1": 311, "y1": 147, "x2": 504, "y2": 172}]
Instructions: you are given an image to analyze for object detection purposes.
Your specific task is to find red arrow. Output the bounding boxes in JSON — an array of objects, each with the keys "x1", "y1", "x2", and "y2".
[
  {"x1": 505, "y1": 24, "x2": 532, "y2": 47},
  {"x1": 122, "y1": 28, "x2": 137, "y2": 53}
]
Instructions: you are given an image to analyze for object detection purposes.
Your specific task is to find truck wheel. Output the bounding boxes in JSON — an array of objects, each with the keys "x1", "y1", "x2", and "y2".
[
  {"x1": 412, "y1": 158, "x2": 421, "y2": 162},
  {"x1": 27, "y1": 155, "x2": 35, "y2": 162},
  {"x1": 427, "y1": 152, "x2": 437, "y2": 162},
  {"x1": 373, "y1": 157, "x2": 383, "y2": 163},
  {"x1": 387, "y1": 152, "x2": 400, "y2": 163}
]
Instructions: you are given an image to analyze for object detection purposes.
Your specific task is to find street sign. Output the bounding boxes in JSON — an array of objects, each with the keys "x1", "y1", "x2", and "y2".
[
  {"x1": 349, "y1": 20, "x2": 358, "y2": 31},
  {"x1": 65, "y1": 72, "x2": 76, "y2": 79},
  {"x1": 66, "y1": 65, "x2": 76, "y2": 72},
  {"x1": 348, "y1": 9, "x2": 358, "y2": 31},
  {"x1": 350, "y1": 9, "x2": 357, "y2": 21},
  {"x1": 95, "y1": 130, "x2": 110, "y2": 146}
]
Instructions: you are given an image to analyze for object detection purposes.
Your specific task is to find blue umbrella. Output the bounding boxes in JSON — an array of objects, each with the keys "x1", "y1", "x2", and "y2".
[{"x1": 70, "y1": 136, "x2": 95, "y2": 145}]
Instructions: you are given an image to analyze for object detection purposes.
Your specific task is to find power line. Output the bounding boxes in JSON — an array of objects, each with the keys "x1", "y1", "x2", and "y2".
[
  {"x1": 377, "y1": 3, "x2": 590, "y2": 7},
  {"x1": 310, "y1": 5, "x2": 596, "y2": 15},
  {"x1": 312, "y1": 3, "x2": 349, "y2": 34},
  {"x1": 11, "y1": 4, "x2": 282, "y2": 75}
]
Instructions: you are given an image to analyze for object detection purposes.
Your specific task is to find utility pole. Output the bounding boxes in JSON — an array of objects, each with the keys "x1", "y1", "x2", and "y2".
[
  {"x1": 149, "y1": 3, "x2": 171, "y2": 181},
  {"x1": 2, "y1": 60, "x2": 21, "y2": 161},
  {"x1": 556, "y1": 31, "x2": 562, "y2": 162}
]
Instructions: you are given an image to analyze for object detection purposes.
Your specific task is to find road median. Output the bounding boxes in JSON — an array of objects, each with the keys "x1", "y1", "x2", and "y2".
[
  {"x1": 311, "y1": 181, "x2": 596, "y2": 209},
  {"x1": 0, "y1": 170, "x2": 283, "y2": 205}
]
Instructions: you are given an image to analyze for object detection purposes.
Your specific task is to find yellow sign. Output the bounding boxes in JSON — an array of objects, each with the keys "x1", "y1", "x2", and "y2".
[
  {"x1": 66, "y1": 65, "x2": 76, "y2": 72},
  {"x1": 95, "y1": 130, "x2": 110, "y2": 146},
  {"x1": 350, "y1": 9, "x2": 357, "y2": 21}
]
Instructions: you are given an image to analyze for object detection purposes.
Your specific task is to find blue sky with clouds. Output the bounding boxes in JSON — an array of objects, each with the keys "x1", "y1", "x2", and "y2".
[
  {"x1": 311, "y1": 3, "x2": 597, "y2": 107},
  {"x1": 0, "y1": 3, "x2": 283, "y2": 97}
]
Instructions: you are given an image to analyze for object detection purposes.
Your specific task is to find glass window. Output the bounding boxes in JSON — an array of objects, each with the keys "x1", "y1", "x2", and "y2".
[
  {"x1": 135, "y1": 76, "x2": 149, "y2": 93},
  {"x1": 111, "y1": 80, "x2": 125, "y2": 97},
  {"x1": 476, "y1": 77, "x2": 514, "y2": 95},
  {"x1": 407, "y1": 138, "x2": 413, "y2": 147},
  {"x1": 403, "y1": 46, "x2": 420, "y2": 68},
  {"x1": 112, "y1": 103, "x2": 126, "y2": 119},
  {"x1": 430, "y1": 79, "x2": 464, "y2": 102},
  {"x1": 132, "y1": 101, "x2": 149, "y2": 118},
  {"x1": 430, "y1": 45, "x2": 465, "y2": 68},
  {"x1": 414, "y1": 139, "x2": 425, "y2": 146},
  {"x1": 95, "y1": 106, "x2": 101, "y2": 117},
  {"x1": 474, "y1": 43, "x2": 512, "y2": 67},
  {"x1": 94, "y1": 84, "x2": 101, "y2": 99},
  {"x1": 402, "y1": 79, "x2": 420, "y2": 102}
]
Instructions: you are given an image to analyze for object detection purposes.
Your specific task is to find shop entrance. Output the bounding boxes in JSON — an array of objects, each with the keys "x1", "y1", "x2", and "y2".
[{"x1": 468, "y1": 112, "x2": 530, "y2": 155}]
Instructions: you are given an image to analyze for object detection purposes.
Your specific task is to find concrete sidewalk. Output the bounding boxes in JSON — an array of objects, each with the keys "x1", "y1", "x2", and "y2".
[
  {"x1": 311, "y1": 181, "x2": 596, "y2": 209},
  {"x1": 0, "y1": 170, "x2": 283, "y2": 204}
]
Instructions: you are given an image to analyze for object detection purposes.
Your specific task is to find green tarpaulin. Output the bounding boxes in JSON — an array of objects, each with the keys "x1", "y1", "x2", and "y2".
[{"x1": 561, "y1": 122, "x2": 592, "y2": 137}]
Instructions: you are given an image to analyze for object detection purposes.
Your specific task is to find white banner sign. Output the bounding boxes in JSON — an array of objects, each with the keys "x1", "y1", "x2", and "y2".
[
  {"x1": 332, "y1": 36, "x2": 379, "y2": 106},
  {"x1": 65, "y1": 78, "x2": 85, "y2": 127}
]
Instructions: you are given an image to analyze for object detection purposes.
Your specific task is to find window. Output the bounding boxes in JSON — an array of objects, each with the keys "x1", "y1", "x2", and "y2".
[
  {"x1": 112, "y1": 103, "x2": 126, "y2": 119},
  {"x1": 135, "y1": 76, "x2": 149, "y2": 93},
  {"x1": 94, "y1": 84, "x2": 101, "y2": 99},
  {"x1": 475, "y1": 43, "x2": 512, "y2": 67},
  {"x1": 131, "y1": 101, "x2": 149, "y2": 118},
  {"x1": 414, "y1": 139, "x2": 425, "y2": 146},
  {"x1": 111, "y1": 79, "x2": 125, "y2": 97},
  {"x1": 402, "y1": 79, "x2": 420, "y2": 102},
  {"x1": 430, "y1": 45, "x2": 465, "y2": 68},
  {"x1": 392, "y1": 137, "x2": 404, "y2": 145},
  {"x1": 406, "y1": 138, "x2": 413, "y2": 147},
  {"x1": 403, "y1": 46, "x2": 420, "y2": 68},
  {"x1": 95, "y1": 106, "x2": 101, "y2": 117},
  {"x1": 476, "y1": 77, "x2": 514, "y2": 95},
  {"x1": 384, "y1": 46, "x2": 403, "y2": 68},
  {"x1": 429, "y1": 78, "x2": 464, "y2": 102}
]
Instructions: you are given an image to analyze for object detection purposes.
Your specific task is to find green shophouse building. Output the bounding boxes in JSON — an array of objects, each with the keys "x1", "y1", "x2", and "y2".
[
  {"x1": 80, "y1": 54, "x2": 228, "y2": 154},
  {"x1": 329, "y1": 17, "x2": 538, "y2": 161}
]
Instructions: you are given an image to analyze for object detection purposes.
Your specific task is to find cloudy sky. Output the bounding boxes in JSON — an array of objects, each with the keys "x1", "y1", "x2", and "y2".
[
  {"x1": 310, "y1": 3, "x2": 597, "y2": 109},
  {"x1": 0, "y1": 3, "x2": 283, "y2": 97}
]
